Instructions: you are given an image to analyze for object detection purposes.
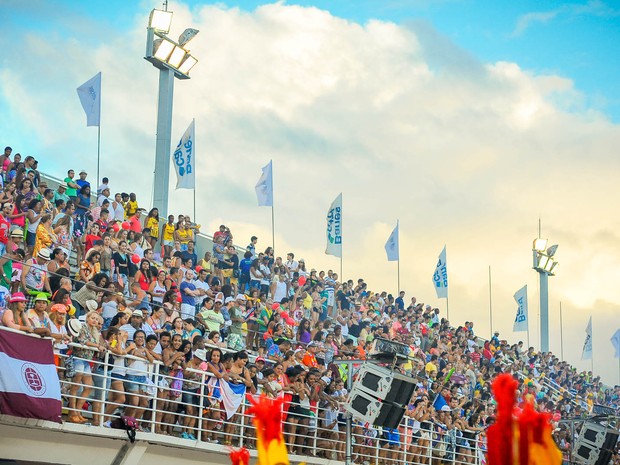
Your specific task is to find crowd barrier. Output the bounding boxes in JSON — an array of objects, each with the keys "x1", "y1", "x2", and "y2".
[{"x1": 50, "y1": 339, "x2": 486, "y2": 465}]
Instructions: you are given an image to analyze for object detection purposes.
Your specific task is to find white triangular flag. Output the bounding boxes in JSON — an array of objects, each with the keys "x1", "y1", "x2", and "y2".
[
  {"x1": 76, "y1": 72, "x2": 101, "y2": 127},
  {"x1": 325, "y1": 193, "x2": 342, "y2": 258},
  {"x1": 385, "y1": 222, "x2": 399, "y2": 261},
  {"x1": 172, "y1": 119, "x2": 195, "y2": 189},
  {"x1": 255, "y1": 161, "x2": 273, "y2": 207},
  {"x1": 581, "y1": 316, "x2": 592, "y2": 361},
  {"x1": 512, "y1": 285, "x2": 528, "y2": 332},
  {"x1": 432, "y1": 246, "x2": 448, "y2": 298}
]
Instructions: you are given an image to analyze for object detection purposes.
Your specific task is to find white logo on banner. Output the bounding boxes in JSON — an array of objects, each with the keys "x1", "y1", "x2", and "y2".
[
  {"x1": 325, "y1": 193, "x2": 342, "y2": 258},
  {"x1": 173, "y1": 120, "x2": 195, "y2": 189},
  {"x1": 513, "y1": 285, "x2": 528, "y2": 332},
  {"x1": 433, "y1": 246, "x2": 448, "y2": 298}
]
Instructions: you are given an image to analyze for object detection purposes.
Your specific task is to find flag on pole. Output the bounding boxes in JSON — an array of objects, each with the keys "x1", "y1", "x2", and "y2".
[
  {"x1": 433, "y1": 246, "x2": 448, "y2": 298},
  {"x1": 581, "y1": 316, "x2": 592, "y2": 361},
  {"x1": 611, "y1": 329, "x2": 620, "y2": 358},
  {"x1": 325, "y1": 193, "x2": 342, "y2": 258},
  {"x1": 385, "y1": 222, "x2": 399, "y2": 261},
  {"x1": 0, "y1": 329, "x2": 62, "y2": 422},
  {"x1": 172, "y1": 119, "x2": 195, "y2": 189},
  {"x1": 513, "y1": 285, "x2": 528, "y2": 332},
  {"x1": 255, "y1": 160, "x2": 273, "y2": 207},
  {"x1": 76, "y1": 72, "x2": 101, "y2": 127}
]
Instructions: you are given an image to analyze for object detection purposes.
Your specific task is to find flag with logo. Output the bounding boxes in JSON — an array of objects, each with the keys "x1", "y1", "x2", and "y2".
[
  {"x1": 76, "y1": 72, "x2": 101, "y2": 127},
  {"x1": 611, "y1": 329, "x2": 620, "y2": 358},
  {"x1": 581, "y1": 316, "x2": 592, "y2": 361},
  {"x1": 385, "y1": 222, "x2": 399, "y2": 261},
  {"x1": 173, "y1": 119, "x2": 195, "y2": 189},
  {"x1": 0, "y1": 329, "x2": 61, "y2": 422},
  {"x1": 513, "y1": 285, "x2": 528, "y2": 332},
  {"x1": 255, "y1": 160, "x2": 273, "y2": 207},
  {"x1": 325, "y1": 193, "x2": 342, "y2": 258},
  {"x1": 433, "y1": 246, "x2": 448, "y2": 298}
]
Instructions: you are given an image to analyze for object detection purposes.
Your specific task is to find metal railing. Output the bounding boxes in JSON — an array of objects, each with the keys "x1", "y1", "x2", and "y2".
[{"x1": 50, "y1": 341, "x2": 486, "y2": 465}]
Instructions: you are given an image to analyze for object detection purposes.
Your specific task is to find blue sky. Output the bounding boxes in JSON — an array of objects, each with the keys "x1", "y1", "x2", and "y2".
[{"x1": 8, "y1": 0, "x2": 619, "y2": 120}]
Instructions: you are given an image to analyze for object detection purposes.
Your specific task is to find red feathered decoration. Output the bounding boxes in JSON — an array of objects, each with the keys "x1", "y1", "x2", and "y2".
[{"x1": 229, "y1": 447, "x2": 250, "y2": 465}]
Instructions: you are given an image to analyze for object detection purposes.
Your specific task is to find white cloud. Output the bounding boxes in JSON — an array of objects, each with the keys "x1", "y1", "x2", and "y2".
[
  {"x1": 512, "y1": 11, "x2": 559, "y2": 37},
  {"x1": 2, "y1": 2, "x2": 620, "y2": 384}
]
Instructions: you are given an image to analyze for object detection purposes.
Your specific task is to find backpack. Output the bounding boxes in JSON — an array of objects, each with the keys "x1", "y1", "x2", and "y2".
[{"x1": 110, "y1": 415, "x2": 139, "y2": 443}]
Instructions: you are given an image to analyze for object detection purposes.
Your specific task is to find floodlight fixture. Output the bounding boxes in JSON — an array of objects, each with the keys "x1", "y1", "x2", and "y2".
[
  {"x1": 178, "y1": 28, "x2": 200, "y2": 47},
  {"x1": 533, "y1": 238, "x2": 548, "y2": 253},
  {"x1": 153, "y1": 38, "x2": 175, "y2": 62},
  {"x1": 149, "y1": 9, "x2": 173, "y2": 34},
  {"x1": 178, "y1": 55, "x2": 198, "y2": 75},
  {"x1": 546, "y1": 244, "x2": 558, "y2": 257}
]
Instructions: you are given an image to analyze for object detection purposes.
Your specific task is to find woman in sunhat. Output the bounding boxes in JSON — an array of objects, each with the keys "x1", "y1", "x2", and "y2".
[{"x1": 1, "y1": 292, "x2": 33, "y2": 333}]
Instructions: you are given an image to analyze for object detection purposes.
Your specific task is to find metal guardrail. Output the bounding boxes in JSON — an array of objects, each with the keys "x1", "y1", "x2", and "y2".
[{"x1": 41, "y1": 336, "x2": 484, "y2": 465}]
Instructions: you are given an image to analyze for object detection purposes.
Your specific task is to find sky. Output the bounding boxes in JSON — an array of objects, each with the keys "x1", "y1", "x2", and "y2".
[{"x1": 2, "y1": 0, "x2": 620, "y2": 384}]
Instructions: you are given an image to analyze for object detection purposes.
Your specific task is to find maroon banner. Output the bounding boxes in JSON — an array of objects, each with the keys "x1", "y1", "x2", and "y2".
[{"x1": 0, "y1": 329, "x2": 62, "y2": 423}]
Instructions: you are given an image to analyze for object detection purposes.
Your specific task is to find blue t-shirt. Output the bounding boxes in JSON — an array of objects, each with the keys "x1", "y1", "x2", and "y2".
[
  {"x1": 179, "y1": 281, "x2": 196, "y2": 306},
  {"x1": 239, "y1": 258, "x2": 253, "y2": 275}
]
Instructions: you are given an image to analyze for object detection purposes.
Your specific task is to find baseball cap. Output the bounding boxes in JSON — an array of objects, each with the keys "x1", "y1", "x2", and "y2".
[
  {"x1": 255, "y1": 357, "x2": 265, "y2": 363},
  {"x1": 440, "y1": 405, "x2": 451, "y2": 412},
  {"x1": 235, "y1": 294, "x2": 247, "y2": 301},
  {"x1": 79, "y1": 169, "x2": 87, "y2": 175},
  {"x1": 58, "y1": 182, "x2": 68, "y2": 189},
  {"x1": 215, "y1": 298, "x2": 223, "y2": 304},
  {"x1": 224, "y1": 297, "x2": 234, "y2": 304},
  {"x1": 131, "y1": 309, "x2": 144, "y2": 318},
  {"x1": 320, "y1": 376, "x2": 331, "y2": 384}
]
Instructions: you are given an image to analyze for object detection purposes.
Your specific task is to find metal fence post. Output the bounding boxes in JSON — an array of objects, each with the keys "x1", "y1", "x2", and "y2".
[
  {"x1": 98, "y1": 350, "x2": 110, "y2": 427},
  {"x1": 197, "y1": 371, "x2": 206, "y2": 442},
  {"x1": 150, "y1": 362, "x2": 160, "y2": 433}
]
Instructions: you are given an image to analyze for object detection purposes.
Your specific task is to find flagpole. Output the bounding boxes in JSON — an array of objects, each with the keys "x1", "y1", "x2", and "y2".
[
  {"x1": 446, "y1": 294, "x2": 450, "y2": 322},
  {"x1": 559, "y1": 301, "x2": 564, "y2": 360},
  {"x1": 488, "y1": 265, "x2": 493, "y2": 334},
  {"x1": 271, "y1": 205, "x2": 275, "y2": 253},
  {"x1": 193, "y1": 185, "x2": 196, "y2": 225},
  {"x1": 397, "y1": 219, "x2": 400, "y2": 293},
  {"x1": 97, "y1": 125, "x2": 101, "y2": 186},
  {"x1": 591, "y1": 318, "x2": 594, "y2": 374},
  {"x1": 339, "y1": 193, "x2": 343, "y2": 281},
  {"x1": 271, "y1": 161, "x2": 275, "y2": 253}
]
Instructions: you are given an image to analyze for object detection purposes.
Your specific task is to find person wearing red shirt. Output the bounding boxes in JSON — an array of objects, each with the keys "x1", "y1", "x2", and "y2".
[
  {"x1": 84, "y1": 223, "x2": 102, "y2": 253},
  {"x1": 469, "y1": 344, "x2": 482, "y2": 366}
]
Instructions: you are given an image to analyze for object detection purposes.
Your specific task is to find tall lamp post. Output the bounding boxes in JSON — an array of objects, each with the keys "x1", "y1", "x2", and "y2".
[
  {"x1": 144, "y1": 8, "x2": 198, "y2": 218},
  {"x1": 532, "y1": 238, "x2": 559, "y2": 353}
]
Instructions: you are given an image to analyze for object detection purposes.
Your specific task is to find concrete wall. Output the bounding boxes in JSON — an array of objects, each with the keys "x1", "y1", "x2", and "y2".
[{"x1": 0, "y1": 415, "x2": 332, "y2": 465}]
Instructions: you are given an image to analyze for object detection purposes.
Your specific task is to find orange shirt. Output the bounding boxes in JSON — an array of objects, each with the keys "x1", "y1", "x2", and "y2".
[{"x1": 302, "y1": 352, "x2": 318, "y2": 368}]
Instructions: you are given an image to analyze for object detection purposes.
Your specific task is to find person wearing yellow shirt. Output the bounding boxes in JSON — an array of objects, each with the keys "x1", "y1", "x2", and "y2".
[
  {"x1": 174, "y1": 221, "x2": 193, "y2": 251},
  {"x1": 144, "y1": 208, "x2": 160, "y2": 248},
  {"x1": 124, "y1": 192, "x2": 138, "y2": 219},
  {"x1": 160, "y1": 214, "x2": 176, "y2": 258}
]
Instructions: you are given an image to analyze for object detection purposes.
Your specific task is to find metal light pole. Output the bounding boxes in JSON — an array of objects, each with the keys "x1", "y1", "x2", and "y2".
[
  {"x1": 144, "y1": 8, "x2": 198, "y2": 218},
  {"x1": 532, "y1": 237, "x2": 559, "y2": 353},
  {"x1": 153, "y1": 68, "x2": 175, "y2": 218}
]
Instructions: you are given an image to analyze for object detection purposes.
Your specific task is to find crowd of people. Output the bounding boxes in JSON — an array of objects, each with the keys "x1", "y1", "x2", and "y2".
[{"x1": 0, "y1": 144, "x2": 618, "y2": 465}]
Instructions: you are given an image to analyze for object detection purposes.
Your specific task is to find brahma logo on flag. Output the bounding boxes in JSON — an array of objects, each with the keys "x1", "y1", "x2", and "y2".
[{"x1": 0, "y1": 329, "x2": 61, "y2": 422}]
